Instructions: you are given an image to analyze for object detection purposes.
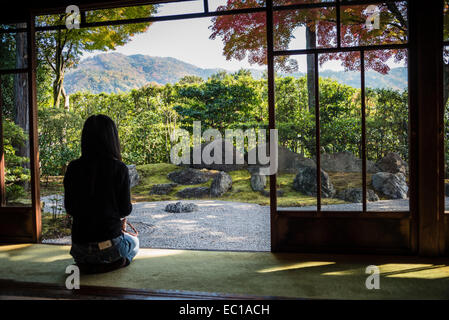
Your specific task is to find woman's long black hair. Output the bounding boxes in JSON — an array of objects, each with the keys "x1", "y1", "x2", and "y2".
[
  {"x1": 81, "y1": 114, "x2": 122, "y2": 161},
  {"x1": 80, "y1": 114, "x2": 122, "y2": 196}
]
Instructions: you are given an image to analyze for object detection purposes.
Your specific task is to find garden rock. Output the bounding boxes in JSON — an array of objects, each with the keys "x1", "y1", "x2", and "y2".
[
  {"x1": 336, "y1": 188, "x2": 379, "y2": 203},
  {"x1": 165, "y1": 202, "x2": 199, "y2": 213},
  {"x1": 149, "y1": 183, "x2": 178, "y2": 195},
  {"x1": 320, "y1": 151, "x2": 378, "y2": 173},
  {"x1": 210, "y1": 171, "x2": 232, "y2": 197},
  {"x1": 375, "y1": 152, "x2": 408, "y2": 175},
  {"x1": 176, "y1": 187, "x2": 210, "y2": 199},
  {"x1": 372, "y1": 172, "x2": 408, "y2": 199},
  {"x1": 247, "y1": 144, "x2": 316, "y2": 173},
  {"x1": 182, "y1": 139, "x2": 247, "y2": 171},
  {"x1": 168, "y1": 168, "x2": 217, "y2": 185},
  {"x1": 250, "y1": 173, "x2": 266, "y2": 192},
  {"x1": 127, "y1": 165, "x2": 140, "y2": 188},
  {"x1": 292, "y1": 166, "x2": 335, "y2": 198}
]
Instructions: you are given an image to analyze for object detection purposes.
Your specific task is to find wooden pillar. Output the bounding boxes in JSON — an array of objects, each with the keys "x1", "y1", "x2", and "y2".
[
  {"x1": 409, "y1": 0, "x2": 445, "y2": 256},
  {"x1": 27, "y1": 11, "x2": 41, "y2": 243},
  {"x1": 266, "y1": 0, "x2": 278, "y2": 252}
]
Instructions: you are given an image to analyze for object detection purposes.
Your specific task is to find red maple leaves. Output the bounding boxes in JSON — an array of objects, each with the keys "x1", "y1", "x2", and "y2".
[{"x1": 210, "y1": 0, "x2": 408, "y2": 74}]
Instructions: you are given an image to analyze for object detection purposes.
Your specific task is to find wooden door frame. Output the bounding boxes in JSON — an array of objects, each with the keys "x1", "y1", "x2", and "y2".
[
  {"x1": 0, "y1": 0, "x2": 446, "y2": 256},
  {"x1": 267, "y1": 0, "x2": 446, "y2": 256},
  {"x1": 0, "y1": 13, "x2": 41, "y2": 243}
]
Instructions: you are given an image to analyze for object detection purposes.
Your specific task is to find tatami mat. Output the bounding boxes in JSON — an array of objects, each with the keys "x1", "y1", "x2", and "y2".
[{"x1": 0, "y1": 244, "x2": 448, "y2": 299}]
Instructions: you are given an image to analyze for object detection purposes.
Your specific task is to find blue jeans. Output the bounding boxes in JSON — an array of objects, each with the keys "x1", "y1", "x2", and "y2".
[{"x1": 70, "y1": 233, "x2": 139, "y2": 265}]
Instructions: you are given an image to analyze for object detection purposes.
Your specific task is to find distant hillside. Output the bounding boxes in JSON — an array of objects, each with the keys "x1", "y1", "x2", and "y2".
[
  {"x1": 64, "y1": 53, "x2": 226, "y2": 94},
  {"x1": 318, "y1": 68, "x2": 407, "y2": 91},
  {"x1": 64, "y1": 53, "x2": 407, "y2": 94},
  {"x1": 280, "y1": 68, "x2": 407, "y2": 92}
]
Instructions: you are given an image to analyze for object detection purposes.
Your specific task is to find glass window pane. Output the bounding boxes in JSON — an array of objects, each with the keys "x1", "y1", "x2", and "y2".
[
  {"x1": 209, "y1": 0, "x2": 264, "y2": 12},
  {"x1": 36, "y1": 4, "x2": 159, "y2": 26},
  {"x1": 0, "y1": 30, "x2": 28, "y2": 70},
  {"x1": 340, "y1": 2, "x2": 407, "y2": 47},
  {"x1": 153, "y1": 0, "x2": 203, "y2": 16},
  {"x1": 35, "y1": 14, "x2": 67, "y2": 28},
  {"x1": 275, "y1": 55, "x2": 318, "y2": 211},
  {"x1": 1, "y1": 74, "x2": 31, "y2": 207},
  {"x1": 365, "y1": 49, "x2": 409, "y2": 212},
  {"x1": 85, "y1": 5, "x2": 158, "y2": 23},
  {"x1": 319, "y1": 51, "x2": 363, "y2": 211},
  {"x1": 274, "y1": 7, "x2": 337, "y2": 51},
  {"x1": 0, "y1": 24, "x2": 26, "y2": 30},
  {"x1": 38, "y1": 13, "x2": 271, "y2": 250}
]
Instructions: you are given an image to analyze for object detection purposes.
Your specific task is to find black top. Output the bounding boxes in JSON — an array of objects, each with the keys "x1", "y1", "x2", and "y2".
[{"x1": 63, "y1": 157, "x2": 133, "y2": 244}]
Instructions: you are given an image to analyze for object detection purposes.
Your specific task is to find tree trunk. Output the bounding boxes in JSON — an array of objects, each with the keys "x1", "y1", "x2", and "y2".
[
  {"x1": 306, "y1": 25, "x2": 317, "y2": 113},
  {"x1": 14, "y1": 23, "x2": 29, "y2": 166},
  {"x1": 61, "y1": 85, "x2": 70, "y2": 110},
  {"x1": 52, "y1": 30, "x2": 69, "y2": 109},
  {"x1": 53, "y1": 68, "x2": 63, "y2": 107}
]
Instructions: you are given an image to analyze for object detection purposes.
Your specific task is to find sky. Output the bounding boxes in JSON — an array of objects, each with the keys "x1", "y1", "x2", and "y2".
[{"x1": 81, "y1": 0, "x2": 404, "y2": 73}]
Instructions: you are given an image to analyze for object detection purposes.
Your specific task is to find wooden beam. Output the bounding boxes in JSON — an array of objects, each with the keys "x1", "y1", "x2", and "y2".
[{"x1": 274, "y1": 215, "x2": 411, "y2": 254}]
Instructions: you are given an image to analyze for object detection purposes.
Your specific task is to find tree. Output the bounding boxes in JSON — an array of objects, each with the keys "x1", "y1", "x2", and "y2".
[
  {"x1": 36, "y1": 5, "x2": 158, "y2": 109},
  {"x1": 0, "y1": 26, "x2": 36, "y2": 163},
  {"x1": 2, "y1": 119, "x2": 30, "y2": 202},
  {"x1": 38, "y1": 108, "x2": 83, "y2": 176},
  {"x1": 174, "y1": 72, "x2": 262, "y2": 132},
  {"x1": 178, "y1": 75, "x2": 204, "y2": 85},
  {"x1": 210, "y1": 0, "x2": 410, "y2": 162},
  {"x1": 365, "y1": 88, "x2": 408, "y2": 161},
  {"x1": 210, "y1": 1, "x2": 408, "y2": 82},
  {"x1": 14, "y1": 24, "x2": 29, "y2": 162}
]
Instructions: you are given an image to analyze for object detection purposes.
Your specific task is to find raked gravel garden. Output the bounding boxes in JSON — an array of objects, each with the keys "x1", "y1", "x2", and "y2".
[
  {"x1": 40, "y1": 148, "x2": 430, "y2": 251},
  {"x1": 41, "y1": 196, "x2": 418, "y2": 251}
]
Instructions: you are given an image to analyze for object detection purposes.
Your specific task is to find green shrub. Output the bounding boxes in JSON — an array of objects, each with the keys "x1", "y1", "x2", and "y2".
[{"x1": 3, "y1": 119, "x2": 30, "y2": 202}]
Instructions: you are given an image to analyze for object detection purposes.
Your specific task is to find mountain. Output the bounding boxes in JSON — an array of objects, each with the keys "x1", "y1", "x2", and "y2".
[
  {"x1": 280, "y1": 68, "x2": 407, "y2": 92},
  {"x1": 317, "y1": 68, "x2": 407, "y2": 92},
  {"x1": 64, "y1": 52, "x2": 407, "y2": 94},
  {"x1": 64, "y1": 53, "x2": 226, "y2": 94}
]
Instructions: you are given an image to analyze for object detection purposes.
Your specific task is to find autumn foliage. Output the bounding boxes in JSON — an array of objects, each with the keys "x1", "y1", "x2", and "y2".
[{"x1": 210, "y1": 0, "x2": 408, "y2": 74}]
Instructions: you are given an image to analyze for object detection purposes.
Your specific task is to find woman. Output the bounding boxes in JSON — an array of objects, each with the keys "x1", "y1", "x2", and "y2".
[{"x1": 64, "y1": 114, "x2": 139, "y2": 268}]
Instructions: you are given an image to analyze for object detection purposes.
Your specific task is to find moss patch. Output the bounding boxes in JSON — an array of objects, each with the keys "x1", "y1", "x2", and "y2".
[
  {"x1": 131, "y1": 164, "x2": 353, "y2": 207},
  {"x1": 328, "y1": 172, "x2": 369, "y2": 191},
  {"x1": 41, "y1": 212, "x2": 71, "y2": 240},
  {"x1": 39, "y1": 164, "x2": 372, "y2": 208}
]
